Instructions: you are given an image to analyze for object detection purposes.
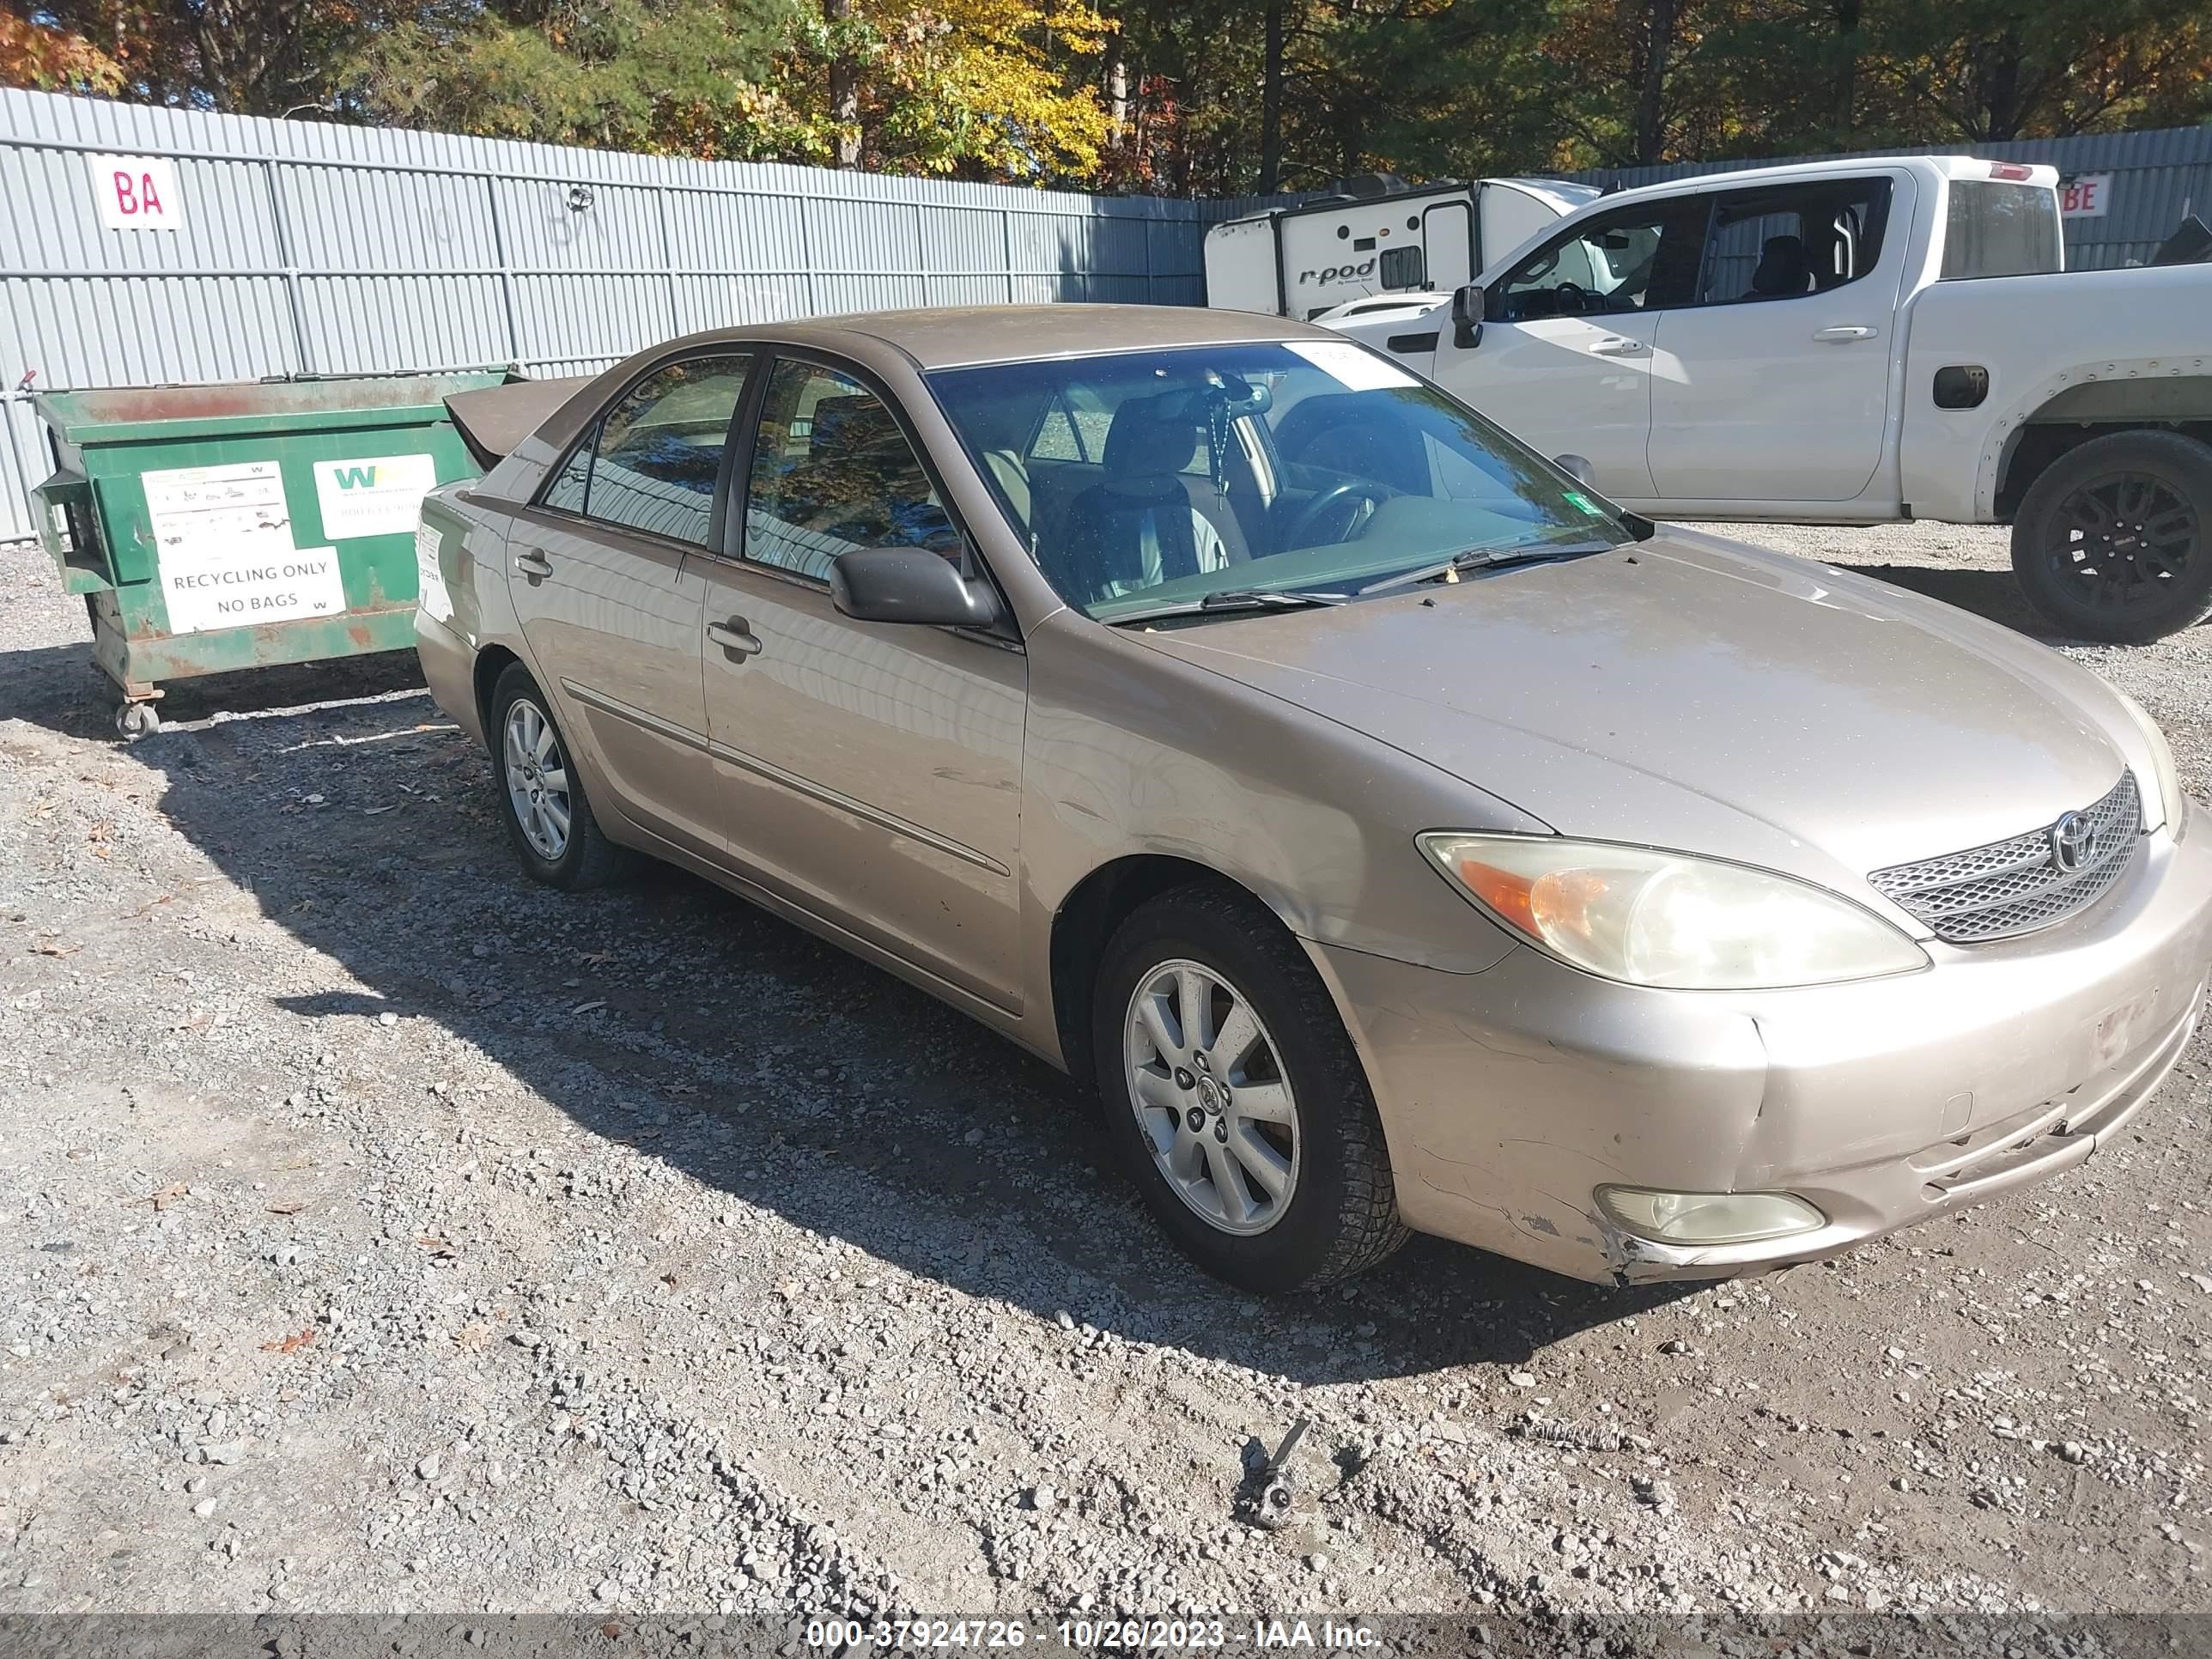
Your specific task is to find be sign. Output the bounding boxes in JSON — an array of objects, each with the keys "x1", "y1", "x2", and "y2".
[
  {"x1": 2059, "y1": 173, "x2": 2112, "y2": 219},
  {"x1": 88, "y1": 154, "x2": 182, "y2": 231}
]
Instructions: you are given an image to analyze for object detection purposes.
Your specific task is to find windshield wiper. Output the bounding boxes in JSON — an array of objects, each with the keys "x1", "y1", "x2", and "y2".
[
  {"x1": 1354, "y1": 539, "x2": 1619, "y2": 598},
  {"x1": 1107, "y1": 587, "x2": 1349, "y2": 626}
]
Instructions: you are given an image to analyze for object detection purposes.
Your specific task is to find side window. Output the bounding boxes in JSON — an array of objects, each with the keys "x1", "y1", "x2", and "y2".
[
  {"x1": 1698, "y1": 179, "x2": 1893, "y2": 304},
  {"x1": 544, "y1": 429, "x2": 593, "y2": 514},
  {"x1": 1027, "y1": 395, "x2": 1089, "y2": 463},
  {"x1": 546, "y1": 355, "x2": 753, "y2": 544},
  {"x1": 1492, "y1": 201, "x2": 1705, "y2": 322},
  {"x1": 744, "y1": 362, "x2": 958, "y2": 582}
]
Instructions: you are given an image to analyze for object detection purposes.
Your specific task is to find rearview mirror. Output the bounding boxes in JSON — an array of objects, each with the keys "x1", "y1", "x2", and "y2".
[
  {"x1": 830, "y1": 545, "x2": 1001, "y2": 629},
  {"x1": 1449, "y1": 283, "x2": 1485, "y2": 349}
]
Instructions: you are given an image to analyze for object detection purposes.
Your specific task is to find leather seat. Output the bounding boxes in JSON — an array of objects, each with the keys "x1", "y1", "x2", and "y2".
[{"x1": 1052, "y1": 393, "x2": 1249, "y2": 602}]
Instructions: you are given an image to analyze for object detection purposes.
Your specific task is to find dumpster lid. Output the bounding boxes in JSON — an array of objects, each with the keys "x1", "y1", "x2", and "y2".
[
  {"x1": 35, "y1": 373, "x2": 509, "y2": 446},
  {"x1": 445, "y1": 376, "x2": 595, "y2": 470}
]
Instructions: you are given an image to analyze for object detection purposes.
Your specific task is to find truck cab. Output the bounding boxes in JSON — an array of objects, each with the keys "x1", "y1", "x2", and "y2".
[{"x1": 1322, "y1": 155, "x2": 2212, "y2": 642}]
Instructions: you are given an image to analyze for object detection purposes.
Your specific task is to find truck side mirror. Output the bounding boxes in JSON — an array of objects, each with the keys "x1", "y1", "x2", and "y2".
[{"x1": 1449, "y1": 283, "x2": 1486, "y2": 349}]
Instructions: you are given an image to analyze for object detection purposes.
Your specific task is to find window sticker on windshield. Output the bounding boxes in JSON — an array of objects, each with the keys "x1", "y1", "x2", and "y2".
[
  {"x1": 1564, "y1": 491, "x2": 1601, "y2": 514},
  {"x1": 1284, "y1": 340, "x2": 1419, "y2": 392}
]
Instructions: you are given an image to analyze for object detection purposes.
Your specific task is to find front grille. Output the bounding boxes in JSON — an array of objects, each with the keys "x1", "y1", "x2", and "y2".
[{"x1": 1868, "y1": 773, "x2": 2142, "y2": 944}]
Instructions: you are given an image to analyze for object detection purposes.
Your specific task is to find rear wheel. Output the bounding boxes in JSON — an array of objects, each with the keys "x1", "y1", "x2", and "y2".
[
  {"x1": 1091, "y1": 882, "x2": 1407, "y2": 1291},
  {"x1": 2012, "y1": 429, "x2": 2212, "y2": 644},
  {"x1": 488, "y1": 662, "x2": 623, "y2": 890}
]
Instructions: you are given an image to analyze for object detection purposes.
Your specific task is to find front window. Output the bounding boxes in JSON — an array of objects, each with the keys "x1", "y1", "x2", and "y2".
[
  {"x1": 927, "y1": 340, "x2": 1627, "y2": 621},
  {"x1": 1491, "y1": 201, "x2": 1706, "y2": 322}
]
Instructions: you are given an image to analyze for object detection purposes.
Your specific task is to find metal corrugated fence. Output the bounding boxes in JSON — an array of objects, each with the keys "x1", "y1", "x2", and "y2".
[
  {"x1": 1567, "y1": 125, "x2": 2212, "y2": 272},
  {"x1": 0, "y1": 87, "x2": 1275, "y2": 547}
]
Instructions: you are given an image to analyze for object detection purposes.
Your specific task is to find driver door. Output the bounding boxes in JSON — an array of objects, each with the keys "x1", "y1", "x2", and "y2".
[{"x1": 1435, "y1": 198, "x2": 1708, "y2": 501}]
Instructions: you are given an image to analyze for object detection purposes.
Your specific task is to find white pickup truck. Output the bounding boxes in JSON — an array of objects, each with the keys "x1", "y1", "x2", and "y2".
[{"x1": 1322, "y1": 155, "x2": 2212, "y2": 642}]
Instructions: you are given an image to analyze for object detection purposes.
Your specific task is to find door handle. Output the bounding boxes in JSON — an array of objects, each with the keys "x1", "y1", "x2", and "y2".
[
  {"x1": 1812, "y1": 325, "x2": 1878, "y2": 343},
  {"x1": 514, "y1": 550, "x2": 553, "y2": 579},
  {"x1": 1589, "y1": 337, "x2": 1647, "y2": 356},
  {"x1": 707, "y1": 617, "x2": 763, "y2": 659}
]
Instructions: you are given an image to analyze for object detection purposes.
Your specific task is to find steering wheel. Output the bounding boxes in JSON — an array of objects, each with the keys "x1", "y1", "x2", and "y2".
[
  {"x1": 1552, "y1": 282, "x2": 1590, "y2": 314},
  {"x1": 1283, "y1": 480, "x2": 1385, "y2": 550}
]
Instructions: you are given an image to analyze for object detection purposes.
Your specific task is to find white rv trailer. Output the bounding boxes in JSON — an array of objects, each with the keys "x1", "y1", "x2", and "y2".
[{"x1": 1204, "y1": 176, "x2": 1600, "y2": 319}]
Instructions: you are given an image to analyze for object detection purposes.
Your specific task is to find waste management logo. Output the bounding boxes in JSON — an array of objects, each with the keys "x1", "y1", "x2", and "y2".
[{"x1": 313, "y1": 453, "x2": 440, "y2": 540}]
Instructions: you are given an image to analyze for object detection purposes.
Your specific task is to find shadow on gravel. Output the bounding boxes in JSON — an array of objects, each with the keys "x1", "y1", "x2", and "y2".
[
  {"x1": 0, "y1": 630, "x2": 1701, "y2": 1382},
  {"x1": 1828, "y1": 562, "x2": 2054, "y2": 639}
]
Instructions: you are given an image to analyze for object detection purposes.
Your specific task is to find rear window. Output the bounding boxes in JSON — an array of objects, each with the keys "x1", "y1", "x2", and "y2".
[{"x1": 1941, "y1": 182, "x2": 2063, "y2": 280}]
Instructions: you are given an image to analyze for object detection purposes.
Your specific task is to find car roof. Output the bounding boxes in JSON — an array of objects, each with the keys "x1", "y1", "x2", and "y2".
[{"x1": 721, "y1": 303, "x2": 1332, "y2": 371}]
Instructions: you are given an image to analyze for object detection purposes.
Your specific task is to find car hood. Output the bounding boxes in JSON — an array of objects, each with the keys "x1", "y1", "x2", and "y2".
[{"x1": 1130, "y1": 532, "x2": 2131, "y2": 908}]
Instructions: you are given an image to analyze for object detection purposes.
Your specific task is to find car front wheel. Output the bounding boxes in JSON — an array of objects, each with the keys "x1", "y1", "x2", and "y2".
[{"x1": 1091, "y1": 882, "x2": 1407, "y2": 1291}]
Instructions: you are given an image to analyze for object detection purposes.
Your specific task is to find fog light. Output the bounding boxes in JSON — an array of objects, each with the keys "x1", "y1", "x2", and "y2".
[{"x1": 1595, "y1": 1187, "x2": 1826, "y2": 1246}]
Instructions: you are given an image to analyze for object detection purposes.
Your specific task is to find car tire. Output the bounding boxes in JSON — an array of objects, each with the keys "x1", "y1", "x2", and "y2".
[
  {"x1": 1091, "y1": 881, "x2": 1408, "y2": 1292},
  {"x1": 2012, "y1": 429, "x2": 2212, "y2": 644},
  {"x1": 488, "y1": 661, "x2": 624, "y2": 891}
]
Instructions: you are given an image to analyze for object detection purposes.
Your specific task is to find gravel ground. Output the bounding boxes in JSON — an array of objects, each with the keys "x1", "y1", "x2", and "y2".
[{"x1": 1, "y1": 521, "x2": 2209, "y2": 1631}]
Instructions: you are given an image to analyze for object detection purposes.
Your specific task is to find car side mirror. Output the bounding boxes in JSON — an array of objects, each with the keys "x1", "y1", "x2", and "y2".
[
  {"x1": 1450, "y1": 283, "x2": 1486, "y2": 349},
  {"x1": 1553, "y1": 453, "x2": 1597, "y2": 489},
  {"x1": 830, "y1": 545, "x2": 1001, "y2": 629}
]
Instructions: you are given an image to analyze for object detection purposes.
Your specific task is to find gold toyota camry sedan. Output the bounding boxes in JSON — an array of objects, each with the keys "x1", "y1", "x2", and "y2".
[{"x1": 416, "y1": 305, "x2": 2211, "y2": 1291}]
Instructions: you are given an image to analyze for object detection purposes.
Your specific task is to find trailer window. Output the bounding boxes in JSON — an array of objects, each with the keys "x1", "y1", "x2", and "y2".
[{"x1": 1942, "y1": 182, "x2": 2063, "y2": 280}]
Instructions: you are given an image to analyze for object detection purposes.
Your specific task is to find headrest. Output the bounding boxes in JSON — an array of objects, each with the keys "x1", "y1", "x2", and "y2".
[
  {"x1": 1103, "y1": 393, "x2": 1203, "y2": 477},
  {"x1": 1751, "y1": 235, "x2": 1810, "y2": 296}
]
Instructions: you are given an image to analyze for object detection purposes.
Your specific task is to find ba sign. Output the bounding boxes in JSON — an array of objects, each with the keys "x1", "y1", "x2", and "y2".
[{"x1": 88, "y1": 154, "x2": 182, "y2": 231}]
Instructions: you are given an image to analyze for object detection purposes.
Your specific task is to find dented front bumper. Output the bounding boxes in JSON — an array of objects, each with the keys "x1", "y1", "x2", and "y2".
[{"x1": 1307, "y1": 804, "x2": 2212, "y2": 1286}]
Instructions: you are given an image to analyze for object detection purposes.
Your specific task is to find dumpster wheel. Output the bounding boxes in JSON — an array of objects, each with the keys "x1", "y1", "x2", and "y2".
[{"x1": 115, "y1": 701, "x2": 161, "y2": 741}]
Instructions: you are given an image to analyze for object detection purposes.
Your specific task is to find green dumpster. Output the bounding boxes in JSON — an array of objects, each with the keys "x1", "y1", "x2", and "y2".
[{"x1": 31, "y1": 372, "x2": 505, "y2": 737}]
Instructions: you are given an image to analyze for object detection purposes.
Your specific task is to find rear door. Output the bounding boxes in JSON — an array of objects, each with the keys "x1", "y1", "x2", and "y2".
[
  {"x1": 1422, "y1": 199, "x2": 1474, "y2": 293},
  {"x1": 504, "y1": 352, "x2": 755, "y2": 863},
  {"x1": 1646, "y1": 172, "x2": 1911, "y2": 503},
  {"x1": 696, "y1": 355, "x2": 1028, "y2": 1011},
  {"x1": 1437, "y1": 196, "x2": 1708, "y2": 498}
]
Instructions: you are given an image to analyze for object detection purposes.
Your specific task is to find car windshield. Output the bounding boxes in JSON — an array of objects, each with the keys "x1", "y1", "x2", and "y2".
[{"x1": 925, "y1": 340, "x2": 1626, "y2": 621}]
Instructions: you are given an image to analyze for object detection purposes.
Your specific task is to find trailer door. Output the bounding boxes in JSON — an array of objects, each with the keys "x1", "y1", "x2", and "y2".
[{"x1": 1423, "y1": 200, "x2": 1474, "y2": 292}]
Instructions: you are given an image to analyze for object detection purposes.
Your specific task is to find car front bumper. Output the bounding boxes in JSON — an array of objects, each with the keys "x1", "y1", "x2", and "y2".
[{"x1": 1310, "y1": 802, "x2": 2212, "y2": 1285}]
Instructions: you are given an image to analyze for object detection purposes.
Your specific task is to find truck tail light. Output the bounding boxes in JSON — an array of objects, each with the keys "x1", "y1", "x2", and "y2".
[{"x1": 1989, "y1": 162, "x2": 2034, "y2": 181}]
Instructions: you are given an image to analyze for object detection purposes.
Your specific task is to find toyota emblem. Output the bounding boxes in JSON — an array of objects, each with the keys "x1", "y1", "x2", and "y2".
[{"x1": 2049, "y1": 810, "x2": 2097, "y2": 873}]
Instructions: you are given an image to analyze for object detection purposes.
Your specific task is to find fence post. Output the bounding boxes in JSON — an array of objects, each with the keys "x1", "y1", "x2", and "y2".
[
  {"x1": 1003, "y1": 208, "x2": 1017, "y2": 303},
  {"x1": 262, "y1": 159, "x2": 312, "y2": 374},
  {"x1": 654, "y1": 185, "x2": 680, "y2": 337},
  {"x1": 484, "y1": 175, "x2": 523, "y2": 369}
]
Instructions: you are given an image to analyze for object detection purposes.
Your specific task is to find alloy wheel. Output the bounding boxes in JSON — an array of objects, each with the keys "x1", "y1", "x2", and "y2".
[
  {"x1": 1123, "y1": 958, "x2": 1298, "y2": 1236},
  {"x1": 502, "y1": 696, "x2": 572, "y2": 861},
  {"x1": 2042, "y1": 471, "x2": 2197, "y2": 623}
]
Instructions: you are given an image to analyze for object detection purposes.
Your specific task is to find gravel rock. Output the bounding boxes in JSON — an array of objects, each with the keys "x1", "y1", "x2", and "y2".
[{"x1": 0, "y1": 526, "x2": 2208, "y2": 1621}]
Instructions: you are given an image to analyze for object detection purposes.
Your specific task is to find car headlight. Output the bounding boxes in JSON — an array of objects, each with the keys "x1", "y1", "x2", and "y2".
[
  {"x1": 1418, "y1": 833, "x2": 1929, "y2": 990},
  {"x1": 2112, "y1": 690, "x2": 2185, "y2": 837}
]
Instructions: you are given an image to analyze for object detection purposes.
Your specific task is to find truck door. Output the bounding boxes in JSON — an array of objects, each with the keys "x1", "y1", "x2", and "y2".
[
  {"x1": 1439, "y1": 197, "x2": 1707, "y2": 500},
  {"x1": 1646, "y1": 172, "x2": 1911, "y2": 504}
]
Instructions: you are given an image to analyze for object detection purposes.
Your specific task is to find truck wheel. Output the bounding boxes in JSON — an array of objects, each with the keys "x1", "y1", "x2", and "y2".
[{"x1": 2012, "y1": 429, "x2": 2212, "y2": 644}]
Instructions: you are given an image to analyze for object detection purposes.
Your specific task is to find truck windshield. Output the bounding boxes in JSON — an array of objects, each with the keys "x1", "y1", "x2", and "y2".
[
  {"x1": 1942, "y1": 182, "x2": 2063, "y2": 280},
  {"x1": 926, "y1": 340, "x2": 1626, "y2": 622}
]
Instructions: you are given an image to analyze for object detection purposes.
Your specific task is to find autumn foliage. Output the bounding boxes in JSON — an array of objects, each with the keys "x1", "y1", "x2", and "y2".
[{"x1": 3, "y1": 0, "x2": 2209, "y2": 188}]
